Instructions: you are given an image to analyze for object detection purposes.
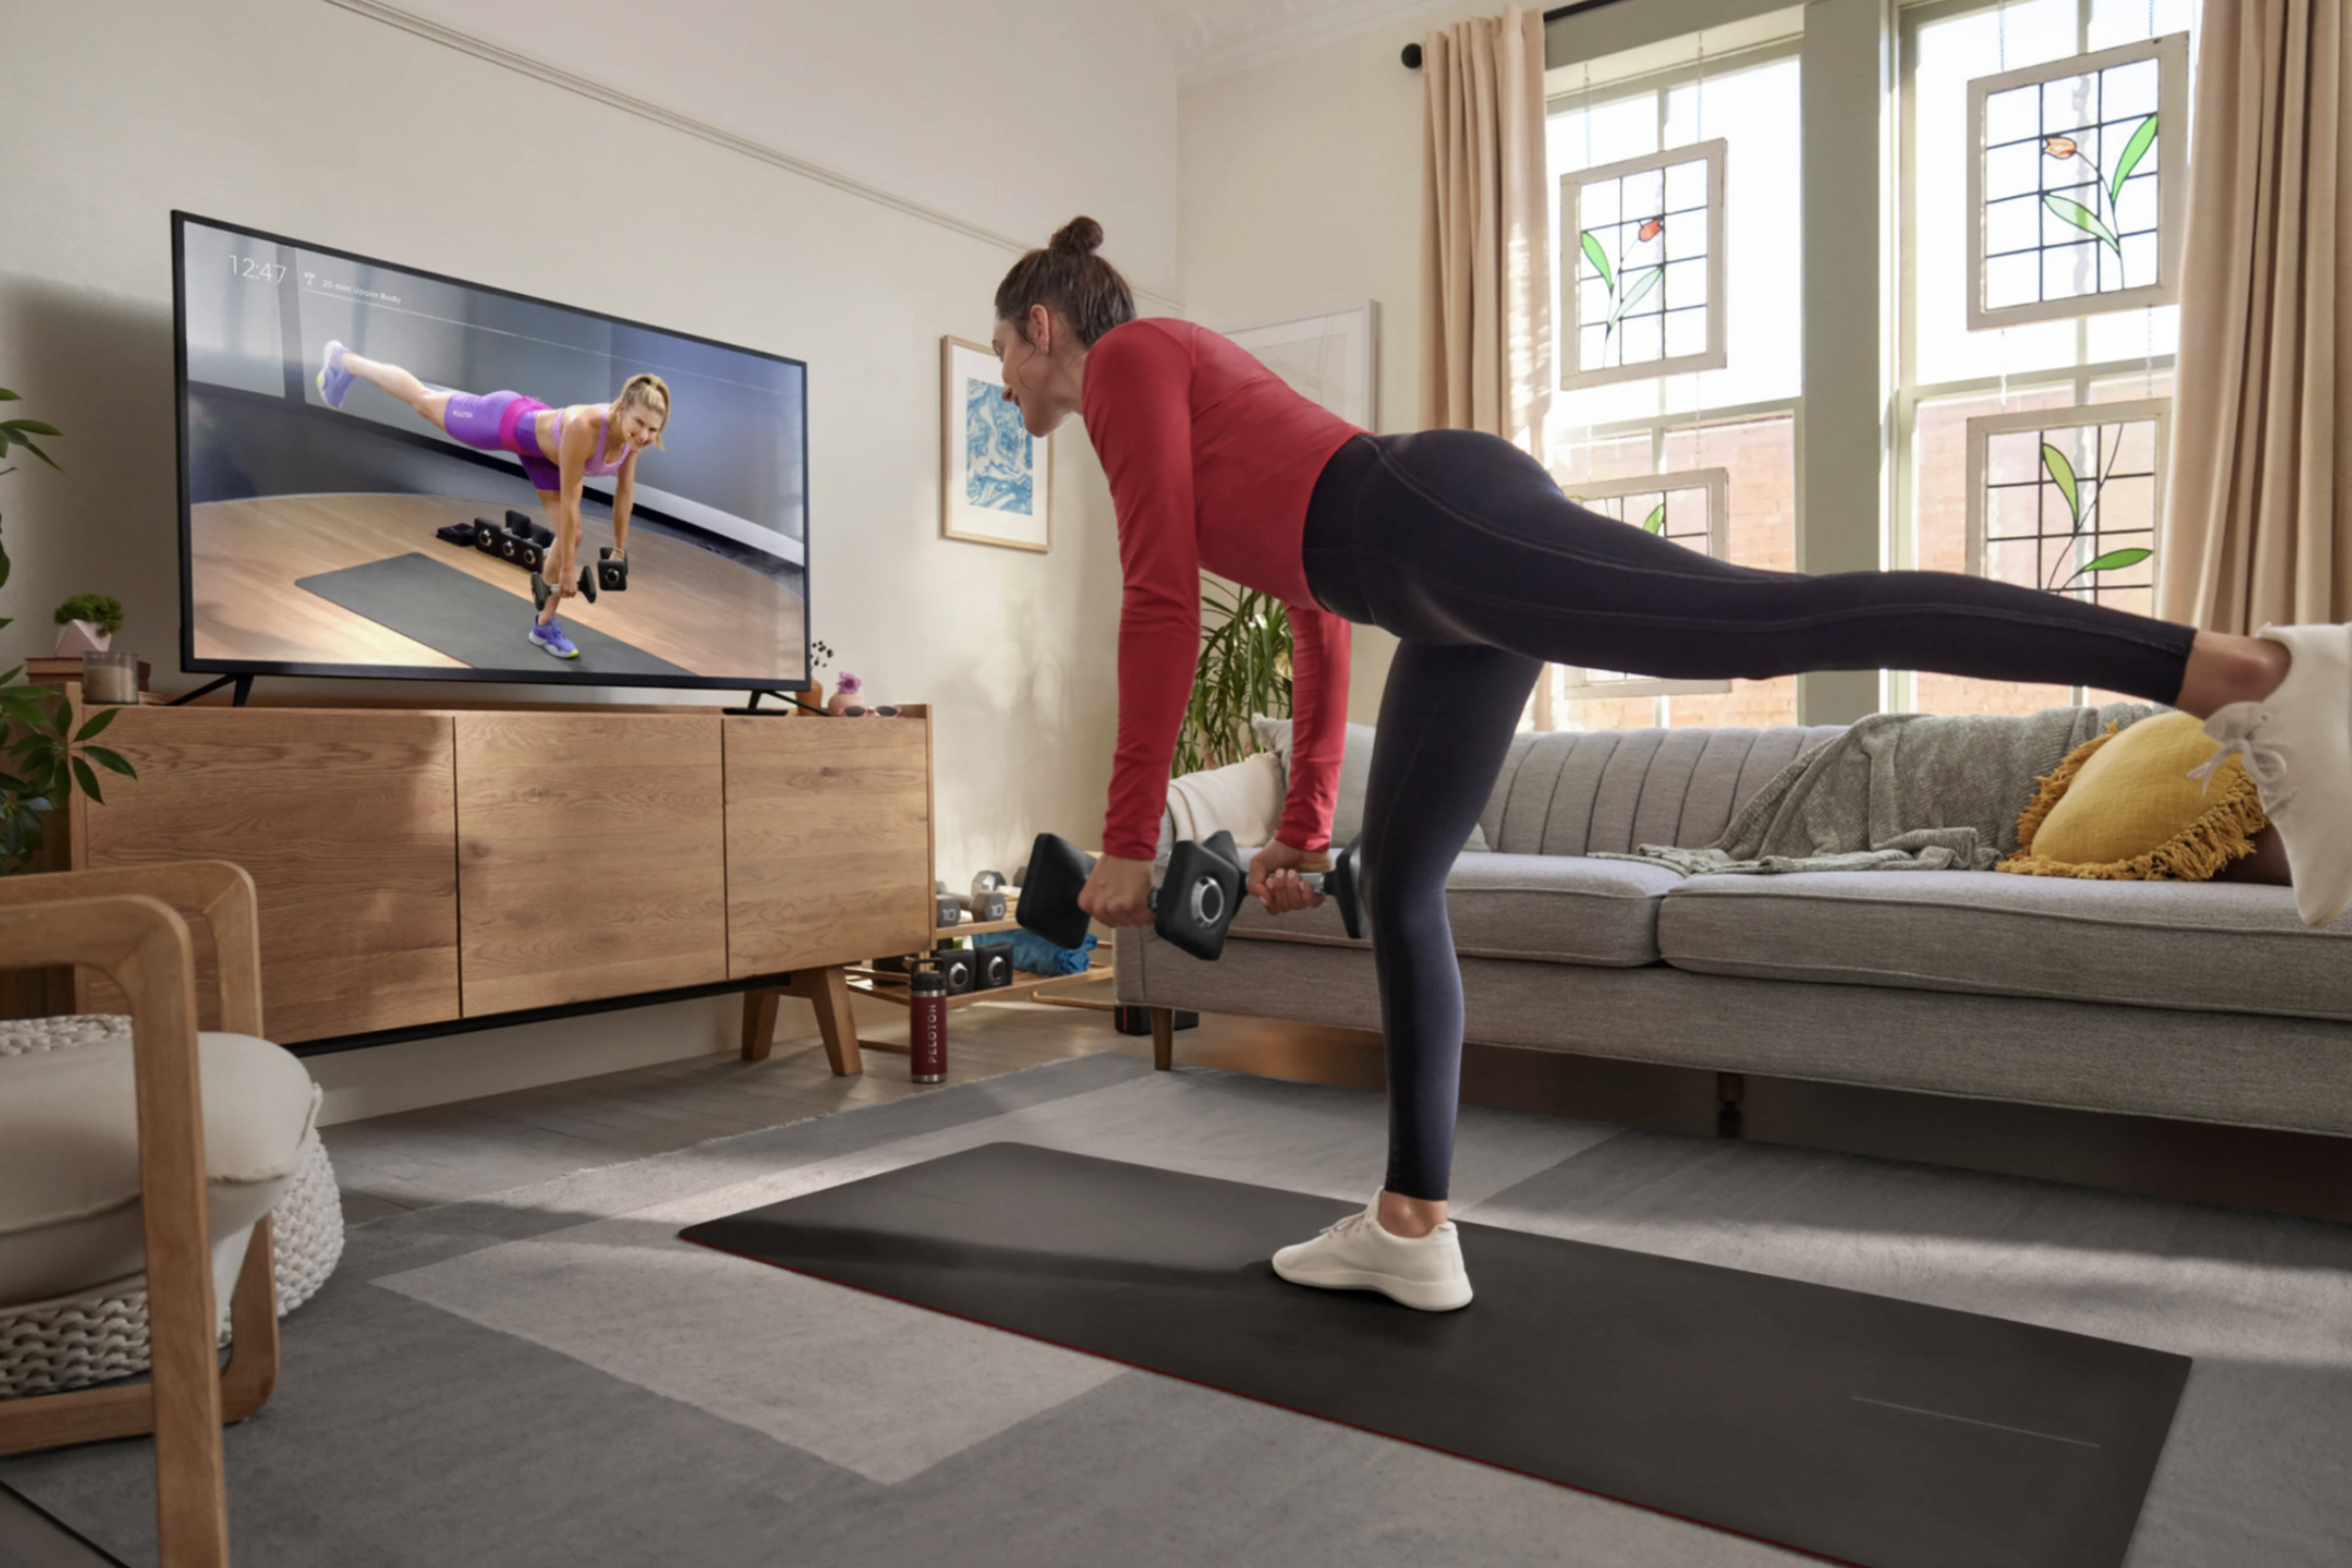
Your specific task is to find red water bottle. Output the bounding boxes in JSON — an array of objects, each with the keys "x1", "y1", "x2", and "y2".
[{"x1": 909, "y1": 959, "x2": 947, "y2": 1083}]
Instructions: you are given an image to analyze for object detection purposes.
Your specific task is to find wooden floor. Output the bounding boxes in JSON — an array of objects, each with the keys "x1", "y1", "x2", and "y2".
[{"x1": 190, "y1": 492, "x2": 805, "y2": 678}]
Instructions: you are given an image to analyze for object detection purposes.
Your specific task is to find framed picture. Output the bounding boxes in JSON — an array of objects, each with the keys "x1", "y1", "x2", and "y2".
[
  {"x1": 940, "y1": 334, "x2": 1053, "y2": 552},
  {"x1": 1559, "y1": 140, "x2": 1728, "y2": 391},
  {"x1": 1221, "y1": 302, "x2": 1378, "y2": 427},
  {"x1": 1966, "y1": 34, "x2": 2189, "y2": 329}
]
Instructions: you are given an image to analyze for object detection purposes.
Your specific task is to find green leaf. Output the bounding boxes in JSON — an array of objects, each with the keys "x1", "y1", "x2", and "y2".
[
  {"x1": 2041, "y1": 193, "x2": 2121, "y2": 253},
  {"x1": 2110, "y1": 116, "x2": 2158, "y2": 204},
  {"x1": 0, "y1": 418, "x2": 61, "y2": 437},
  {"x1": 2, "y1": 433, "x2": 57, "y2": 469},
  {"x1": 74, "y1": 704, "x2": 120, "y2": 742},
  {"x1": 1580, "y1": 230, "x2": 1615, "y2": 293},
  {"x1": 72, "y1": 756, "x2": 102, "y2": 805},
  {"x1": 0, "y1": 388, "x2": 19, "y2": 401},
  {"x1": 2040, "y1": 442, "x2": 2082, "y2": 522},
  {"x1": 83, "y1": 745, "x2": 135, "y2": 777},
  {"x1": 1642, "y1": 503, "x2": 1666, "y2": 535},
  {"x1": 1606, "y1": 266, "x2": 1664, "y2": 331},
  {"x1": 2079, "y1": 546, "x2": 2152, "y2": 574}
]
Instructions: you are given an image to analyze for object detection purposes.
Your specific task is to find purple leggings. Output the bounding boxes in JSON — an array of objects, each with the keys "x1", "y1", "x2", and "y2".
[{"x1": 443, "y1": 389, "x2": 562, "y2": 493}]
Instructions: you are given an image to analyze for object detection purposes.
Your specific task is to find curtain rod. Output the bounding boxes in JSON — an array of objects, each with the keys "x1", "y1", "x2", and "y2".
[{"x1": 1400, "y1": 0, "x2": 1634, "y2": 68}]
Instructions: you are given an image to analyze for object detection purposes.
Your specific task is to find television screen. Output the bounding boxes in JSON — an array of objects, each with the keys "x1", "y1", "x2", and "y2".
[{"x1": 172, "y1": 212, "x2": 808, "y2": 691}]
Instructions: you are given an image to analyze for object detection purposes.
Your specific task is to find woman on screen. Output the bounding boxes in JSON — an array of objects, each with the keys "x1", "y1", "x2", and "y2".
[{"x1": 315, "y1": 344, "x2": 670, "y2": 660}]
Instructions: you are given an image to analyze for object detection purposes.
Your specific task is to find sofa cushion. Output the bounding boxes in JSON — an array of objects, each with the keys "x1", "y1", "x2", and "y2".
[
  {"x1": 1249, "y1": 716, "x2": 1488, "y2": 852},
  {"x1": 0, "y1": 1031, "x2": 320, "y2": 1304},
  {"x1": 1221, "y1": 846, "x2": 1685, "y2": 966},
  {"x1": 1658, "y1": 871, "x2": 2352, "y2": 1020},
  {"x1": 1482, "y1": 725, "x2": 1846, "y2": 856}
]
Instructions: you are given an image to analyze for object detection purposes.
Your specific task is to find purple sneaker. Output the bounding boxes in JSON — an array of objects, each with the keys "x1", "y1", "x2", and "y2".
[
  {"x1": 317, "y1": 340, "x2": 353, "y2": 409},
  {"x1": 529, "y1": 618, "x2": 579, "y2": 660}
]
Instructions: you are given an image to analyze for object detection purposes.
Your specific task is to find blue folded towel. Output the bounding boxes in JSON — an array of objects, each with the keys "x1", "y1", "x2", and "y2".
[{"x1": 1009, "y1": 928, "x2": 1099, "y2": 976}]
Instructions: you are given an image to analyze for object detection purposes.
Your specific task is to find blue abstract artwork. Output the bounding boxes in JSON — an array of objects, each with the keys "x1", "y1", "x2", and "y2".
[{"x1": 964, "y1": 377, "x2": 1034, "y2": 514}]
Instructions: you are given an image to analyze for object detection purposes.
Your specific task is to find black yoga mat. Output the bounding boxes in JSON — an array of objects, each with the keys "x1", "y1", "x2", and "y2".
[
  {"x1": 682, "y1": 1143, "x2": 2189, "y2": 1568},
  {"x1": 296, "y1": 553, "x2": 690, "y2": 677}
]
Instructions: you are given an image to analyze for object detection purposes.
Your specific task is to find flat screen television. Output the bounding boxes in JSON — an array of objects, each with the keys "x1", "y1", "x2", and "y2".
[{"x1": 172, "y1": 211, "x2": 809, "y2": 695}]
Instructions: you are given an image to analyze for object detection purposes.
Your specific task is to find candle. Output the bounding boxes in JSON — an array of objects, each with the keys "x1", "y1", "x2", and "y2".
[{"x1": 81, "y1": 652, "x2": 138, "y2": 706}]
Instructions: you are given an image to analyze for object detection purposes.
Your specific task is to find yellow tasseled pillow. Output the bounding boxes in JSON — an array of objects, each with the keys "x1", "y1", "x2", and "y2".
[{"x1": 1997, "y1": 711, "x2": 2270, "y2": 880}]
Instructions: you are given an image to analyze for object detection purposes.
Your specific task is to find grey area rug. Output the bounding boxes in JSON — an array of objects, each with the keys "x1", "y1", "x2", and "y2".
[{"x1": 4, "y1": 1052, "x2": 2348, "y2": 1568}]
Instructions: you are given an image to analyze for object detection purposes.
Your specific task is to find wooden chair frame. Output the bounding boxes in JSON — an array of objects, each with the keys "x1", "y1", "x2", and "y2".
[{"x1": 0, "y1": 860, "x2": 283, "y2": 1568}]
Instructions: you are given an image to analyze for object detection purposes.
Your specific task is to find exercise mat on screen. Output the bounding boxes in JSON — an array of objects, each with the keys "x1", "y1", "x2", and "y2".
[{"x1": 682, "y1": 1143, "x2": 2189, "y2": 1568}]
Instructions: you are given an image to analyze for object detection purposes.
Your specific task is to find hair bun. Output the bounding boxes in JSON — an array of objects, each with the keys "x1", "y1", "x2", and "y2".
[{"x1": 1049, "y1": 217, "x2": 1104, "y2": 256}]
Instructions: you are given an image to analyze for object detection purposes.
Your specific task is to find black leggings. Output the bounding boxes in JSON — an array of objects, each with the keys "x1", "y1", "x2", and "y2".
[{"x1": 1297, "y1": 430, "x2": 2198, "y2": 1201}]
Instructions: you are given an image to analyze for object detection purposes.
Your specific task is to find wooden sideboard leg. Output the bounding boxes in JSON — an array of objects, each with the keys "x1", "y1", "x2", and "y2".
[
  {"x1": 1151, "y1": 1006, "x2": 1175, "y2": 1072},
  {"x1": 782, "y1": 967, "x2": 866, "y2": 1078},
  {"x1": 741, "y1": 989, "x2": 782, "y2": 1061}
]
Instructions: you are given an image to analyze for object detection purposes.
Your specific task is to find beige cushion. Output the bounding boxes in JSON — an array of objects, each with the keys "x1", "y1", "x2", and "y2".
[
  {"x1": 0, "y1": 1031, "x2": 320, "y2": 1304},
  {"x1": 1657, "y1": 870, "x2": 2352, "y2": 1019}
]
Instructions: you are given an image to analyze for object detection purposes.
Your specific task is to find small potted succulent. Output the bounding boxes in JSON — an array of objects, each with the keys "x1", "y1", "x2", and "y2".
[{"x1": 53, "y1": 592, "x2": 123, "y2": 657}]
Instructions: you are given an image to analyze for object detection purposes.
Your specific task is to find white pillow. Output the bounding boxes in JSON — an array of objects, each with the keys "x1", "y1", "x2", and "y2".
[{"x1": 1250, "y1": 715, "x2": 1491, "y2": 853}]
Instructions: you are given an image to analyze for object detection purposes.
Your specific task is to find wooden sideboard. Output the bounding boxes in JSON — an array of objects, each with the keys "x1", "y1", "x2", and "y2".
[{"x1": 44, "y1": 697, "x2": 935, "y2": 1065}]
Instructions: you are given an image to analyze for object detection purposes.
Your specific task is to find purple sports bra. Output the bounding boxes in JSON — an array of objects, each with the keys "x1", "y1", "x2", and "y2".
[{"x1": 555, "y1": 407, "x2": 633, "y2": 478}]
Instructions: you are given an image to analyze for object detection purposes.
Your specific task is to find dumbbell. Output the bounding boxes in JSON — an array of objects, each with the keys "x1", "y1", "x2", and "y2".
[
  {"x1": 1015, "y1": 828, "x2": 1363, "y2": 962},
  {"x1": 473, "y1": 518, "x2": 506, "y2": 555},
  {"x1": 596, "y1": 547, "x2": 630, "y2": 592}
]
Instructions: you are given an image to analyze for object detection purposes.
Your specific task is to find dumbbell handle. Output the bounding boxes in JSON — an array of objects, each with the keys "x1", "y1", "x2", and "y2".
[{"x1": 1145, "y1": 869, "x2": 1332, "y2": 912}]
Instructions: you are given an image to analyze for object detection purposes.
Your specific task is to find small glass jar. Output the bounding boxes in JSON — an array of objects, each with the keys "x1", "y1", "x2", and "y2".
[{"x1": 80, "y1": 650, "x2": 139, "y2": 706}]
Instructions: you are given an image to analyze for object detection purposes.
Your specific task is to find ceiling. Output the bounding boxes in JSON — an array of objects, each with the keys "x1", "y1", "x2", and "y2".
[{"x1": 1142, "y1": 0, "x2": 1458, "y2": 86}]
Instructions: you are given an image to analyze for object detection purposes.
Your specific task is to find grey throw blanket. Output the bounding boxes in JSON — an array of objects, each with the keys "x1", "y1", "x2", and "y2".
[{"x1": 1597, "y1": 703, "x2": 2156, "y2": 875}]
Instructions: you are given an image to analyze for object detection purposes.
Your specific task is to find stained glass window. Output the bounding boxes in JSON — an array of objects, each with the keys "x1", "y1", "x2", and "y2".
[
  {"x1": 1553, "y1": 468, "x2": 1733, "y2": 697},
  {"x1": 1559, "y1": 140, "x2": 1727, "y2": 390},
  {"x1": 1966, "y1": 400, "x2": 2167, "y2": 616},
  {"x1": 1968, "y1": 33, "x2": 2188, "y2": 328}
]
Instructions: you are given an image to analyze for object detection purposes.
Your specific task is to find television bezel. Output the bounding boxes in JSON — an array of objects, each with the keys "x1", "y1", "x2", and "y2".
[{"x1": 172, "y1": 209, "x2": 812, "y2": 695}]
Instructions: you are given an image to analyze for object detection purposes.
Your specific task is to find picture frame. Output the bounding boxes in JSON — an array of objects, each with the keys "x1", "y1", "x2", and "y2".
[
  {"x1": 1220, "y1": 301, "x2": 1379, "y2": 427},
  {"x1": 940, "y1": 334, "x2": 1053, "y2": 553}
]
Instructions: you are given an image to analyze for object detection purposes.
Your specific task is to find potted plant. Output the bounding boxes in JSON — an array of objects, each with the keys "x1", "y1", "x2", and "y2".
[
  {"x1": 52, "y1": 592, "x2": 123, "y2": 657},
  {"x1": 0, "y1": 386, "x2": 132, "y2": 872},
  {"x1": 1176, "y1": 580, "x2": 1294, "y2": 777}
]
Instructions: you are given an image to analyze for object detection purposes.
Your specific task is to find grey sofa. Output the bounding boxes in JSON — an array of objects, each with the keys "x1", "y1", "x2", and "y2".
[{"x1": 1113, "y1": 721, "x2": 2352, "y2": 1139}]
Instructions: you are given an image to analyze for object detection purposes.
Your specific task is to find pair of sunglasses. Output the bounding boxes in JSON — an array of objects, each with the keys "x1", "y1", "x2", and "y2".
[{"x1": 839, "y1": 704, "x2": 901, "y2": 717}]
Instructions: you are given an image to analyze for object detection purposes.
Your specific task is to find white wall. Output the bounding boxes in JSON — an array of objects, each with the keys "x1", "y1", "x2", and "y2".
[
  {"x1": 0, "y1": 0, "x2": 1176, "y2": 1114},
  {"x1": 1177, "y1": 1, "x2": 1486, "y2": 722}
]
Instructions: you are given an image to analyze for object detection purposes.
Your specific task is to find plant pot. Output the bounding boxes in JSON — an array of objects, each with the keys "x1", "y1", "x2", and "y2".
[{"x1": 53, "y1": 620, "x2": 111, "y2": 658}]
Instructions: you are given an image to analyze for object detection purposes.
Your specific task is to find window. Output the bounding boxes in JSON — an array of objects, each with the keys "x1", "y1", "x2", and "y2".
[
  {"x1": 1541, "y1": 30, "x2": 1802, "y2": 733},
  {"x1": 1895, "y1": 0, "x2": 2198, "y2": 718}
]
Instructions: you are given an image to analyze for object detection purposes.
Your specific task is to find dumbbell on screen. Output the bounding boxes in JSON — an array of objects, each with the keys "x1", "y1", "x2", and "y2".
[{"x1": 1014, "y1": 828, "x2": 1363, "y2": 962}]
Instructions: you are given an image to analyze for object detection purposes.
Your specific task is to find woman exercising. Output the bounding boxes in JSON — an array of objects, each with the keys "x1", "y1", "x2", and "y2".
[
  {"x1": 317, "y1": 344, "x2": 669, "y2": 660},
  {"x1": 1004, "y1": 217, "x2": 2352, "y2": 1313}
]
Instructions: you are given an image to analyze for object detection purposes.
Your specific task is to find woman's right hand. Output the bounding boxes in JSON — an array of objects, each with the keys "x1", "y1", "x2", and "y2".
[{"x1": 1077, "y1": 852, "x2": 1155, "y2": 928}]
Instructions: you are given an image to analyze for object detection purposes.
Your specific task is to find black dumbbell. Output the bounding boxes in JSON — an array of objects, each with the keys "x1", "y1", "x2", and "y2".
[
  {"x1": 596, "y1": 547, "x2": 630, "y2": 592},
  {"x1": 473, "y1": 518, "x2": 506, "y2": 554},
  {"x1": 1015, "y1": 829, "x2": 1363, "y2": 962}
]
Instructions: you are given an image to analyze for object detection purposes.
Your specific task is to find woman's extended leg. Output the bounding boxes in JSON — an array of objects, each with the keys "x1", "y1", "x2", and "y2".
[
  {"x1": 1357, "y1": 638, "x2": 1544, "y2": 1228},
  {"x1": 1352, "y1": 429, "x2": 2280, "y2": 712},
  {"x1": 333, "y1": 350, "x2": 454, "y2": 430}
]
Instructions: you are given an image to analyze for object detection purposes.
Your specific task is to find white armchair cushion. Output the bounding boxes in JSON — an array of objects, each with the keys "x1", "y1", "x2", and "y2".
[{"x1": 0, "y1": 1031, "x2": 320, "y2": 1305}]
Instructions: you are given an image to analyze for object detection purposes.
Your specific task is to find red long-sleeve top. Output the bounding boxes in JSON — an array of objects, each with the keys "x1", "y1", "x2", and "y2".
[{"x1": 1080, "y1": 318, "x2": 1364, "y2": 861}]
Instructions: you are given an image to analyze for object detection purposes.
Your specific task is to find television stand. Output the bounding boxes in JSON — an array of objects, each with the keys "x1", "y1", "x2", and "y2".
[
  {"x1": 169, "y1": 673, "x2": 253, "y2": 708},
  {"x1": 723, "y1": 688, "x2": 830, "y2": 717}
]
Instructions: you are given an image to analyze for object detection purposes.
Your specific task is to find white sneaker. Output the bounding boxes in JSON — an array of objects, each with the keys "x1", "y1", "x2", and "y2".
[
  {"x1": 2194, "y1": 623, "x2": 2352, "y2": 927},
  {"x1": 1272, "y1": 1200, "x2": 1474, "y2": 1311}
]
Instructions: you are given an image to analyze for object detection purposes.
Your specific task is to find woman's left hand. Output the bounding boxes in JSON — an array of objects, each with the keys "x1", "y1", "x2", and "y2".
[{"x1": 1250, "y1": 840, "x2": 1330, "y2": 916}]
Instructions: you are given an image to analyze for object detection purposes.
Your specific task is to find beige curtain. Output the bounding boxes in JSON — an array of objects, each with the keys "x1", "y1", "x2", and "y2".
[
  {"x1": 1418, "y1": 6, "x2": 1552, "y2": 459},
  {"x1": 2159, "y1": 0, "x2": 2352, "y2": 630}
]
